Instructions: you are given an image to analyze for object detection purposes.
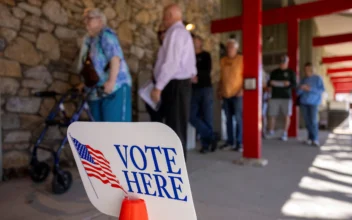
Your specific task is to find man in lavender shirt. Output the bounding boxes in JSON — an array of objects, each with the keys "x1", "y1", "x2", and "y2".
[{"x1": 151, "y1": 4, "x2": 197, "y2": 160}]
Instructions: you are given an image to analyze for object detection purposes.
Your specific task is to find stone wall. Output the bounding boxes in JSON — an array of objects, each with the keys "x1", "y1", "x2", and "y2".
[{"x1": 0, "y1": 0, "x2": 220, "y2": 173}]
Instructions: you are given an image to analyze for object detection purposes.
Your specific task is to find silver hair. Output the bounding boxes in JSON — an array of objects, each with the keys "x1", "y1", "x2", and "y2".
[
  {"x1": 84, "y1": 8, "x2": 107, "y2": 26},
  {"x1": 227, "y1": 38, "x2": 239, "y2": 49}
]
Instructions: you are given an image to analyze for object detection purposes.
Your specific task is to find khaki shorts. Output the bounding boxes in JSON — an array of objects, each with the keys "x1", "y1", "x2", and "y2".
[{"x1": 268, "y1": 99, "x2": 292, "y2": 117}]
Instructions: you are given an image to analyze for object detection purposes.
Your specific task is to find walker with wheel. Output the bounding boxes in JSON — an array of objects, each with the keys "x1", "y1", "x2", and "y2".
[{"x1": 28, "y1": 87, "x2": 103, "y2": 194}]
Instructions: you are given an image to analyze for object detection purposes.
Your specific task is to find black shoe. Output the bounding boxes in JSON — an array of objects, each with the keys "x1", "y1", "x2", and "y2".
[
  {"x1": 219, "y1": 143, "x2": 231, "y2": 150},
  {"x1": 210, "y1": 139, "x2": 218, "y2": 152},
  {"x1": 199, "y1": 148, "x2": 209, "y2": 154},
  {"x1": 233, "y1": 144, "x2": 243, "y2": 152}
]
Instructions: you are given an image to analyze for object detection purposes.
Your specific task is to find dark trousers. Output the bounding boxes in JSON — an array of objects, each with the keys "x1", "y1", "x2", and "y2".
[
  {"x1": 223, "y1": 96, "x2": 243, "y2": 146},
  {"x1": 161, "y1": 79, "x2": 191, "y2": 161},
  {"x1": 301, "y1": 104, "x2": 319, "y2": 141},
  {"x1": 189, "y1": 87, "x2": 214, "y2": 148},
  {"x1": 145, "y1": 102, "x2": 163, "y2": 122}
]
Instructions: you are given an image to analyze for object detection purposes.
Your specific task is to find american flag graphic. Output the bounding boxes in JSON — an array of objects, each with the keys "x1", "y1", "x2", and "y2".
[{"x1": 70, "y1": 135, "x2": 127, "y2": 194}]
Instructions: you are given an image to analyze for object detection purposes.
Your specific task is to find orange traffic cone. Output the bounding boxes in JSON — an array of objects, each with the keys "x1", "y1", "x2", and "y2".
[{"x1": 119, "y1": 197, "x2": 149, "y2": 220}]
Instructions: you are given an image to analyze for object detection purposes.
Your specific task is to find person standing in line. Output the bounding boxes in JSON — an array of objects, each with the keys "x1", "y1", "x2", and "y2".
[
  {"x1": 77, "y1": 8, "x2": 132, "y2": 122},
  {"x1": 266, "y1": 55, "x2": 296, "y2": 141},
  {"x1": 190, "y1": 35, "x2": 217, "y2": 154},
  {"x1": 297, "y1": 62, "x2": 325, "y2": 147},
  {"x1": 151, "y1": 4, "x2": 197, "y2": 160},
  {"x1": 262, "y1": 67, "x2": 270, "y2": 137},
  {"x1": 218, "y1": 39, "x2": 244, "y2": 152}
]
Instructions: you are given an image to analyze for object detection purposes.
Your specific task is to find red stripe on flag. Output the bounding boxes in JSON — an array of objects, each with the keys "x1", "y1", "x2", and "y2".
[
  {"x1": 81, "y1": 157, "x2": 125, "y2": 190},
  {"x1": 86, "y1": 170, "x2": 120, "y2": 185},
  {"x1": 86, "y1": 145, "x2": 110, "y2": 164},
  {"x1": 78, "y1": 144, "x2": 126, "y2": 193},
  {"x1": 90, "y1": 153, "x2": 110, "y2": 166},
  {"x1": 85, "y1": 166, "x2": 121, "y2": 186},
  {"x1": 82, "y1": 161, "x2": 119, "y2": 182},
  {"x1": 87, "y1": 173, "x2": 122, "y2": 189}
]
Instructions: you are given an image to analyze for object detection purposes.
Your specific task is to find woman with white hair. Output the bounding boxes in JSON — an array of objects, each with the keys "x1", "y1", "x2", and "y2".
[{"x1": 77, "y1": 8, "x2": 132, "y2": 122}]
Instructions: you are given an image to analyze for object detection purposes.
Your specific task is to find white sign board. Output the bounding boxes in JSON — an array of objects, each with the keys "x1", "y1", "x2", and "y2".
[{"x1": 67, "y1": 122, "x2": 197, "y2": 220}]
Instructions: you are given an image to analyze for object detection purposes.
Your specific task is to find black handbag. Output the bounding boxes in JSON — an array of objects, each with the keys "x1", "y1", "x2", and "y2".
[{"x1": 80, "y1": 36, "x2": 110, "y2": 88}]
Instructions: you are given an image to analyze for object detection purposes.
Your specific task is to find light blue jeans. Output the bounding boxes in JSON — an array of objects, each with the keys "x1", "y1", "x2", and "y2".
[{"x1": 301, "y1": 104, "x2": 319, "y2": 141}]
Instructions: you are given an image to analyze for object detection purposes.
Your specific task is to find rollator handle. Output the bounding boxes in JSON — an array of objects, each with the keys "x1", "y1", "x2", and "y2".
[
  {"x1": 33, "y1": 91, "x2": 58, "y2": 97},
  {"x1": 96, "y1": 86, "x2": 105, "y2": 97}
]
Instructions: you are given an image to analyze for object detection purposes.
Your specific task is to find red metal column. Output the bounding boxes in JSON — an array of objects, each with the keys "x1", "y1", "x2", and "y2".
[
  {"x1": 287, "y1": 18, "x2": 299, "y2": 137},
  {"x1": 313, "y1": 33, "x2": 352, "y2": 47},
  {"x1": 322, "y1": 55, "x2": 352, "y2": 64},
  {"x1": 328, "y1": 67, "x2": 352, "y2": 74},
  {"x1": 242, "y1": 0, "x2": 262, "y2": 159}
]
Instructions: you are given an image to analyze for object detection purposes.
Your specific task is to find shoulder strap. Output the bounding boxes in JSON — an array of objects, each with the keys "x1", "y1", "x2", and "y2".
[{"x1": 82, "y1": 37, "x2": 92, "y2": 63}]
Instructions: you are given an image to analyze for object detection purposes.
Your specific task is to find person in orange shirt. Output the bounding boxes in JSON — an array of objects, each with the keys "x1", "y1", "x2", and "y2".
[{"x1": 218, "y1": 39, "x2": 244, "y2": 152}]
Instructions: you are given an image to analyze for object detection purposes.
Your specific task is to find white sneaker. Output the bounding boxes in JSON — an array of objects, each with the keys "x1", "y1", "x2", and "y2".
[
  {"x1": 313, "y1": 141, "x2": 320, "y2": 147},
  {"x1": 264, "y1": 131, "x2": 275, "y2": 139},
  {"x1": 281, "y1": 132, "x2": 288, "y2": 141},
  {"x1": 305, "y1": 140, "x2": 312, "y2": 145},
  {"x1": 281, "y1": 135, "x2": 288, "y2": 141}
]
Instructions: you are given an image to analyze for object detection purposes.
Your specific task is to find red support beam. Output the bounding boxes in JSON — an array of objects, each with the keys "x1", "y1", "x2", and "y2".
[
  {"x1": 211, "y1": 0, "x2": 352, "y2": 33},
  {"x1": 331, "y1": 78, "x2": 352, "y2": 83},
  {"x1": 334, "y1": 88, "x2": 352, "y2": 92},
  {"x1": 242, "y1": 0, "x2": 262, "y2": 159},
  {"x1": 327, "y1": 67, "x2": 352, "y2": 74},
  {"x1": 330, "y1": 76, "x2": 352, "y2": 80},
  {"x1": 333, "y1": 83, "x2": 352, "y2": 90},
  {"x1": 332, "y1": 80, "x2": 352, "y2": 84},
  {"x1": 335, "y1": 89, "x2": 352, "y2": 91},
  {"x1": 211, "y1": 16, "x2": 242, "y2": 35},
  {"x1": 262, "y1": 7, "x2": 288, "y2": 26},
  {"x1": 322, "y1": 55, "x2": 352, "y2": 64},
  {"x1": 333, "y1": 82, "x2": 352, "y2": 86},
  {"x1": 313, "y1": 33, "x2": 352, "y2": 47},
  {"x1": 335, "y1": 90, "x2": 352, "y2": 93},
  {"x1": 333, "y1": 86, "x2": 352, "y2": 89}
]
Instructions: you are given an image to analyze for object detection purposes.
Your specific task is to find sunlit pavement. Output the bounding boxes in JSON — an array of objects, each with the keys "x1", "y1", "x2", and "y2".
[{"x1": 0, "y1": 124, "x2": 351, "y2": 220}]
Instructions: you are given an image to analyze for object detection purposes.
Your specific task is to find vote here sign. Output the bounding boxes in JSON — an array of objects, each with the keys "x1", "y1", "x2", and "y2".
[{"x1": 67, "y1": 122, "x2": 197, "y2": 220}]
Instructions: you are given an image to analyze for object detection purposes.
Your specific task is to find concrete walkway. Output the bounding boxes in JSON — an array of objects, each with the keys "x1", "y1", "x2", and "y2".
[{"x1": 1, "y1": 126, "x2": 352, "y2": 220}]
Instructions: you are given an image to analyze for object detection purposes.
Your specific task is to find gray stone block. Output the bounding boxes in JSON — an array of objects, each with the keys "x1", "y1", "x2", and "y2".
[{"x1": 6, "y1": 97, "x2": 41, "y2": 114}]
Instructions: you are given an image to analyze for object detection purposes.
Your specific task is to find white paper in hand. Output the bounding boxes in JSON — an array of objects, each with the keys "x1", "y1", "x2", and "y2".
[
  {"x1": 271, "y1": 80, "x2": 286, "y2": 87},
  {"x1": 138, "y1": 80, "x2": 160, "y2": 111}
]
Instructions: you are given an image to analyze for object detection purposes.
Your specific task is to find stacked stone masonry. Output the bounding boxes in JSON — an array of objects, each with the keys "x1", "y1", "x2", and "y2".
[{"x1": 0, "y1": 0, "x2": 220, "y2": 172}]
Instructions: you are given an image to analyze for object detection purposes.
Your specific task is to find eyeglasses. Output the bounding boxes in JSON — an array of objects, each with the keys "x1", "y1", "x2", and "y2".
[{"x1": 83, "y1": 16, "x2": 99, "y2": 22}]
